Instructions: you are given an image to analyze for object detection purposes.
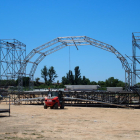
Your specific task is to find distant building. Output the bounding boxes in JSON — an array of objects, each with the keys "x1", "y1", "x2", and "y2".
[
  {"x1": 107, "y1": 87, "x2": 123, "y2": 92},
  {"x1": 65, "y1": 85, "x2": 100, "y2": 91}
]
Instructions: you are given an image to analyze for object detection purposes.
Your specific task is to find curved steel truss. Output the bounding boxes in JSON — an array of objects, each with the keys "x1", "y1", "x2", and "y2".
[{"x1": 19, "y1": 36, "x2": 134, "y2": 90}]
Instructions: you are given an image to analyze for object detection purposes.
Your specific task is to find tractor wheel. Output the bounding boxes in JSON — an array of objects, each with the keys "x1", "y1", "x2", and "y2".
[
  {"x1": 60, "y1": 102, "x2": 64, "y2": 109},
  {"x1": 44, "y1": 104, "x2": 48, "y2": 109},
  {"x1": 54, "y1": 103, "x2": 58, "y2": 109},
  {"x1": 50, "y1": 106, "x2": 53, "y2": 109}
]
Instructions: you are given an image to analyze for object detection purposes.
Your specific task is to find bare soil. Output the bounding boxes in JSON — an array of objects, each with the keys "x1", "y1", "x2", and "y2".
[{"x1": 0, "y1": 104, "x2": 140, "y2": 140}]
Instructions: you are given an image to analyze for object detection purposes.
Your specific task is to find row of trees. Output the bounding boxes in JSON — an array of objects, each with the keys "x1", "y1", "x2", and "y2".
[
  {"x1": 0, "y1": 65, "x2": 125, "y2": 88},
  {"x1": 0, "y1": 80, "x2": 16, "y2": 86},
  {"x1": 0, "y1": 77, "x2": 30, "y2": 87},
  {"x1": 61, "y1": 66, "x2": 125, "y2": 87},
  {"x1": 0, "y1": 66, "x2": 58, "y2": 87}
]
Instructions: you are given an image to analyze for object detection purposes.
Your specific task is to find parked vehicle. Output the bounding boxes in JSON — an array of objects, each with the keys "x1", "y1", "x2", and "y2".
[{"x1": 44, "y1": 91, "x2": 64, "y2": 109}]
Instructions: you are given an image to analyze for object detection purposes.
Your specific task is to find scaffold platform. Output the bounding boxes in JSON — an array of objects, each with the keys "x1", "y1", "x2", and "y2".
[
  {"x1": 6, "y1": 89, "x2": 140, "y2": 108},
  {"x1": 0, "y1": 96, "x2": 10, "y2": 116},
  {"x1": 0, "y1": 109, "x2": 10, "y2": 114}
]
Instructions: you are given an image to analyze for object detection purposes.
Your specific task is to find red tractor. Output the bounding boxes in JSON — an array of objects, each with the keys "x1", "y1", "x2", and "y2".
[{"x1": 44, "y1": 90, "x2": 64, "y2": 109}]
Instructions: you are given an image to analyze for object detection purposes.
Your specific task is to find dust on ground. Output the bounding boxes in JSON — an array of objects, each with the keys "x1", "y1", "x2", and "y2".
[{"x1": 0, "y1": 104, "x2": 140, "y2": 140}]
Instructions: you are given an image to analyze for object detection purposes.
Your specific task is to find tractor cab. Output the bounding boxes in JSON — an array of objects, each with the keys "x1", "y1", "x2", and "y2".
[
  {"x1": 44, "y1": 90, "x2": 64, "y2": 109},
  {"x1": 48, "y1": 91, "x2": 58, "y2": 97}
]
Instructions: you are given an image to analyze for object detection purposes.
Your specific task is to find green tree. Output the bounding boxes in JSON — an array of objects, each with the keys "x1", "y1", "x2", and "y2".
[
  {"x1": 82, "y1": 76, "x2": 86, "y2": 85},
  {"x1": 116, "y1": 81, "x2": 125, "y2": 87},
  {"x1": 23, "y1": 77, "x2": 30, "y2": 87},
  {"x1": 57, "y1": 80, "x2": 59, "y2": 84},
  {"x1": 90, "y1": 81, "x2": 97, "y2": 85},
  {"x1": 62, "y1": 76, "x2": 68, "y2": 85},
  {"x1": 67, "y1": 70, "x2": 74, "y2": 85},
  {"x1": 105, "y1": 77, "x2": 118, "y2": 87},
  {"x1": 62, "y1": 70, "x2": 74, "y2": 85},
  {"x1": 74, "y1": 66, "x2": 81, "y2": 85},
  {"x1": 98, "y1": 81, "x2": 106, "y2": 87},
  {"x1": 81, "y1": 76, "x2": 90, "y2": 85},
  {"x1": 16, "y1": 77, "x2": 30, "y2": 87},
  {"x1": 0, "y1": 79, "x2": 16, "y2": 86},
  {"x1": 136, "y1": 83, "x2": 140, "y2": 86},
  {"x1": 105, "y1": 77, "x2": 125, "y2": 87},
  {"x1": 35, "y1": 77, "x2": 40, "y2": 86},
  {"x1": 41, "y1": 66, "x2": 48, "y2": 83},
  {"x1": 48, "y1": 66, "x2": 58, "y2": 84}
]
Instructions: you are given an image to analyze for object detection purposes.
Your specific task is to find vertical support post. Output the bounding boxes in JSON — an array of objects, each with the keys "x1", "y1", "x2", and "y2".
[
  {"x1": 0, "y1": 40, "x2": 1, "y2": 82},
  {"x1": 25, "y1": 45, "x2": 26, "y2": 91},
  {"x1": 132, "y1": 33, "x2": 136, "y2": 86},
  {"x1": 125, "y1": 70, "x2": 131, "y2": 91},
  {"x1": 125, "y1": 70, "x2": 127, "y2": 90},
  {"x1": 9, "y1": 95, "x2": 10, "y2": 116},
  {"x1": 86, "y1": 92, "x2": 87, "y2": 107},
  {"x1": 128, "y1": 70, "x2": 130, "y2": 90},
  {"x1": 6, "y1": 47, "x2": 8, "y2": 81}
]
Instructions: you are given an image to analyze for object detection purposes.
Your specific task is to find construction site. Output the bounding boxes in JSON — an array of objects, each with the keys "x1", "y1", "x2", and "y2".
[
  {"x1": 0, "y1": 33, "x2": 140, "y2": 139},
  {"x1": 0, "y1": 33, "x2": 140, "y2": 108}
]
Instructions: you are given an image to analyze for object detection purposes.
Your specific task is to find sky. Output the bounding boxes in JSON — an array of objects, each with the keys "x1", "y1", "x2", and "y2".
[{"x1": 0, "y1": 0, "x2": 140, "y2": 83}]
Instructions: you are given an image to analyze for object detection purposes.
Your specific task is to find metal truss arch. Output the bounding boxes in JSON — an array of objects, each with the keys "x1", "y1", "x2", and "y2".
[{"x1": 22, "y1": 36, "x2": 133, "y2": 90}]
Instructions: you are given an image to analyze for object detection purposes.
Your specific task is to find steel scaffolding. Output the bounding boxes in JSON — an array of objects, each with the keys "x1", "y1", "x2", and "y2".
[
  {"x1": 0, "y1": 39, "x2": 26, "y2": 92},
  {"x1": 132, "y1": 32, "x2": 140, "y2": 85}
]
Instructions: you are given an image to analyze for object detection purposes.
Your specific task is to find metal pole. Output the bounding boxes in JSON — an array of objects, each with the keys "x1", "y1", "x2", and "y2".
[
  {"x1": 125, "y1": 71, "x2": 127, "y2": 90},
  {"x1": 9, "y1": 95, "x2": 10, "y2": 116},
  {"x1": 0, "y1": 40, "x2": 1, "y2": 81}
]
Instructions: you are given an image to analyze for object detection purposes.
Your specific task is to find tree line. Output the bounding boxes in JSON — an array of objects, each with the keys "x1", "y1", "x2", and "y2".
[
  {"x1": 61, "y1": 66, "x2": 125, "y2": 87},
  {"x1": 0, "y1": 65, "x2": 126, "y2": 89},
  {"x1": 0, "y1": 77, "x2": 30, "y2": 87},
  {"x1": 40, "y1": 65, "x2": 125, "y2": 88}
]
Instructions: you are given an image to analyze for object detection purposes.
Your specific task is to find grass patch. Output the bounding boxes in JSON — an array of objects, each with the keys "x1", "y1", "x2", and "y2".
[
  {"x1": 4, "y1": 137, "x2": 16, "y2": 139},
  {"x1": 134, "y1": 130, "x2": 140, "y2": 132},
  {"x1": 36, "y1": 135, "x2": 44, "y2": 138},
  {"x1": 115, "y1": 135, "x2": 123, "y2": 138},
  {"x1": 47, "y1": 130, "x2": 53, "y2": 132},
  {"x1": 22, "y1": 133, "x2": 28, "y2": 135},
  {"x1": 31, "y1": 133, "x2": 36, "y2": 135},
  {"x1": 25, "y1": 129, "x2": 36, "y2": 132},
  {"x1": 17, "y1": 138, "x2": 29, "y2": 140},
  {"x1": 5, "y1": 137, "x2": 30, "y2": 140},
  {"x1": 5, "y1": 132, "x2": 11, "y2": 134}
]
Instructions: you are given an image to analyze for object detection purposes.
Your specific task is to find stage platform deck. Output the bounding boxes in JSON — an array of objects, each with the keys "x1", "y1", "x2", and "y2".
[
  {"x1": 0, "y1": 109, "x2": 10, "y2": 113},
  {"x1": 0, "y1": 109, "x2": 10, "y2": 116}
]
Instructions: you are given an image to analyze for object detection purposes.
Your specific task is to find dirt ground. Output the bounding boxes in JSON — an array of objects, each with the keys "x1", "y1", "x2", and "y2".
[{"x1": 0, "y1": 104, "x2": 140, "y2": 140}]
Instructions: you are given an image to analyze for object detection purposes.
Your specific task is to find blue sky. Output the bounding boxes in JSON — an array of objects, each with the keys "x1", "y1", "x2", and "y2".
[{"x1": 0, "y1": 0, "x2": 140, "y2": 83}]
